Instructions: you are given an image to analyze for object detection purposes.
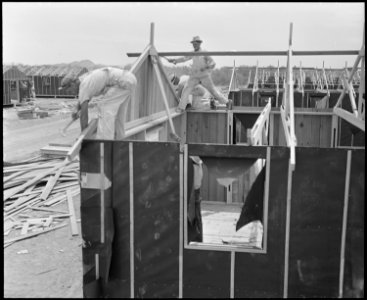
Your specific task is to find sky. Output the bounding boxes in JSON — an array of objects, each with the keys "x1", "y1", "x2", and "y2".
[{"x1": 2, "y1": 2, "x2": 365, "y2": 69}]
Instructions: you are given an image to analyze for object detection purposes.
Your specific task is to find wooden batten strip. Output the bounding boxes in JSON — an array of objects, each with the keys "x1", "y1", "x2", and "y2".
[
  {"x1": 40, "y1": 164, "x2": 68, "y2": 201},
  {"x1": 338, "y1": 150, "x2": 352, "y2": 297},
  {"x1": 66, "y1": 190, "x2": 79, "y2": 236}
]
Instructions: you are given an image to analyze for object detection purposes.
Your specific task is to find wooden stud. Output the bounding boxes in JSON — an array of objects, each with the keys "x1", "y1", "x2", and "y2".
[
  {"x1": 283, "y1": 159, "x2": 294, "y2": 298},
  {"x1": 179, "y1": 152, "x2": 183, "y2": 298},
  {"x1": 263, "y1": 147, "x2": 271, "y2": 252},
  {"x1": 95, "y1": 253, "x2": 100, "y2": 280},
  {"x1": 129, "y1": 143, "x2": 134, "y2": 298},
  {"x1": 338, "y1": 150, "x2": 352, "y2": 298},
  {"x1": 66, "y1": 189, "x2": 78, "y2": 236},
  {"x1": 150, "y1": 22, "x2": 155, "y2": 46},
  {"x1": 100, "y1": 143, "x2": 105, "y2": 243},
  {"x1": 230, "y1": 251, "x2": 235, "y2": 298},
  {"x1": 183, "y1": 144, "x2": 188, "y2": 248}
]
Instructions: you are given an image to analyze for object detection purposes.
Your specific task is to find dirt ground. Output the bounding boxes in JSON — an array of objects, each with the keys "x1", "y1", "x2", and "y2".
[
  {"x1": 3, "y1": 98, "x2": 86, "y2": 298},
  {"x1": 4, "y1": 195, "x2": 83, "y2": 298}
]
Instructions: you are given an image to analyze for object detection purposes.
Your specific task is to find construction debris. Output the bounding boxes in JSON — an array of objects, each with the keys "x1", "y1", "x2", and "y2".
[{"x1": 3, "y1": 156, "x2": 80, "y2": 248}]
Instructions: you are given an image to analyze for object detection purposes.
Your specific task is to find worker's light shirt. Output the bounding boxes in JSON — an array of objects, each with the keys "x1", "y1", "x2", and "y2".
[
  {"x1": 176, "y1": 49, "x2": 216, "y2": 78},
  {"x1": 78, "y1": 67, "x2": 137, "y2": 104}
]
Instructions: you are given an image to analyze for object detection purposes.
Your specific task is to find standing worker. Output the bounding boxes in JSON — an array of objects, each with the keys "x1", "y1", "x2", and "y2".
[
  {"x1": 167, "y1": 36, "x2": 231, "y2": 112},
  {"x1": 61, "y1": 67, "x2": 137, "y2": 139}
]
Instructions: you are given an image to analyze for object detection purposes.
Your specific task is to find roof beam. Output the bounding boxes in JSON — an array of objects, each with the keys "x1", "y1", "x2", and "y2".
[{"x1": 127, "y1": 50, "x2": 359, "y2": 57}]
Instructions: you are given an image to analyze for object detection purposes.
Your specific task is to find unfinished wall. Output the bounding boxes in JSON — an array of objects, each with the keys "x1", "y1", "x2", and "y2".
[{"x1": 80, "y1": 140, "x2": 364, "y2": 298}]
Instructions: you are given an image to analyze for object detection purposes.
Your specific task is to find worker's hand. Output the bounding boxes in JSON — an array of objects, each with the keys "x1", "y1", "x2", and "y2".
[
  {"x1": 168, "y1": 59, "x2": 177, "y2": 65},
  {"x1": 71, "y1": 110, "x2": 79, "y2": 121}
]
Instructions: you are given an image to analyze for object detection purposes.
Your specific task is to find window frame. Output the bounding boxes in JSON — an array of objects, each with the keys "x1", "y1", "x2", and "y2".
[{"x1": 183, "y1": 144, "x2": 270, "y2": 254}]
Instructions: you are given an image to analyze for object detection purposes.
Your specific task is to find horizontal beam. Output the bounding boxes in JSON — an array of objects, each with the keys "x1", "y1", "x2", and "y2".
[
  {"x1": 293, "y1": 50, "x2": 359, "y2": 56},
  {"x1": 124, "y1": 108, "x2": 182, "y2": 138},
  {"x1": 126, "y1": 50, "x2": 359, "y2": 57}
]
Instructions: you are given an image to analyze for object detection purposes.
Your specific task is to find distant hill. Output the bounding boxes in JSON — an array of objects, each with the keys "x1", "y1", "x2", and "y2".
[
  {"x1": 69, "y1": 59, "x2": 96, "y2": 70},
  {"x1": 8, "y1": 60, "x2": 128, "y2": 73}
]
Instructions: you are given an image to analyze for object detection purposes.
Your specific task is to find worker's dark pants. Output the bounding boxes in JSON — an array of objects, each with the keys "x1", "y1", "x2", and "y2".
[{"x1": 188, "y1": 189, "x2": 203, "y2": 243}]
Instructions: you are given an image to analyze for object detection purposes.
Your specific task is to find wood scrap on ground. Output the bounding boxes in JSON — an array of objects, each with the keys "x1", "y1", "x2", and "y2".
[{"x1": 3, "y1": 154, "x2": 81, "y2": 248}]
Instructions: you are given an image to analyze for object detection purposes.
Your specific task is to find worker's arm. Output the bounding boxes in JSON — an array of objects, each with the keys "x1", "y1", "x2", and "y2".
[
  {"x1": 79, "y1": 101, "x2": 89, "y2": 131},
  {"x1": 168, "y1": 56, "x2": 192, "y2": 65}
]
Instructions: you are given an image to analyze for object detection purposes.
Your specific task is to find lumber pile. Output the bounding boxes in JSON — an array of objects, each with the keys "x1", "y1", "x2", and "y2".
[{"x1": 3, "y1": 157, "x2": 80, "y2": 248}]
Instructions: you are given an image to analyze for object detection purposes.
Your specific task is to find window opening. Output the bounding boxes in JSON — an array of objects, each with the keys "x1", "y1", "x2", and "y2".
[{"x1": 186, "y1": 155, "x2": 267, "y2": 252}]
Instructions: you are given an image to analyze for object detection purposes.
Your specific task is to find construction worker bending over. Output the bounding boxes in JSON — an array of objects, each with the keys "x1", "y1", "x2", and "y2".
[
  {"x1": 67, "y1": 67, "x2": 137, "y2": 139},
  {"x1": 170, "y1": 74, "x2": 210, "y2": 110},
  {"x1": 167, "y1": 36, "x2": 231, "y2": 112}
]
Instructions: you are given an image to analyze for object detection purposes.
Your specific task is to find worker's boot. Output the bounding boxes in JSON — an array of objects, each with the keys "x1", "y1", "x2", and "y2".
[{"x1": 210, "y1": 99, "x2": 216, "y2": 110}]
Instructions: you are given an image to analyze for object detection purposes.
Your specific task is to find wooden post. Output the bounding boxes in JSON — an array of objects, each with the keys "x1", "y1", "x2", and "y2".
[
  {"x1": 66, "y1": 189, "x2": 79, "y2": 236},
  {"x1": 129, "y1": 143, "x2": 135, "y2": 298},
  {"x1": 150, "y1": 22, "x2": 155, "y2": 46},
  {"x1": 229, "y1": 60, "x2": 236, "y2": 92},
  {"x1": 283, "y1": 159, "x2": 294, "y2": 298},
  {"x1": 289, "y1": 22, "x2": 293, "y2": 47},
  {"x1": 151, "y1": 55, "x2": 180, "y2": 141}
]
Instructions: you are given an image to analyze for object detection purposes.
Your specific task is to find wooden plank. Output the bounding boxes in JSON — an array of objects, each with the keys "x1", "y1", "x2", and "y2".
[
  {"x1": 283, "y1": 161, "x2": 294, "y2": 298},
  {"x1": 67, "y1": 118, "x2": 98, "y2": 161},
  {"x1": 21, "y1": 222, "x2": 29, "y2": 235},
  {"x1": 129, "y1": 142, "x2": 134, "y2": 297},
  {"x1": 127, "y1": 50, "x2": 359, "y2": 57},
  {"x1": 9, "y1": 181, "x2": 78, "y2": 199},
  {"x1": 3, "y1": 170, "x2": 28, "y2": 184},
  {"x1": 4, "y1": 192, "x2": 39, "y2": 212},
  {"x1": 338, "y1": 151, "x2": 352, "y2": 297},
  {"x1": 43, "y1": 188, "x2": 79, "y2": 206},
  {"x1": 4, "y1": 159, "x2": 69, "y2": 201},
  {"x1": 333, "y1": 107, "x2": 365, "y2": 131},
  {"x1": 40, "y1": 164, "x2": 68, "y2": 200},
  {"x1": 30, "y1": 207, "x2": 68, "y2": 214},
  {"x1": 4, "y1": 223, "x2": 68, "y2": 244},
  {"x1": 66, "y1": 190, "x2": 78, "y2": 236},
  {"x1": 151, "y1": 56, "x2": 179, "y2": 140}
]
